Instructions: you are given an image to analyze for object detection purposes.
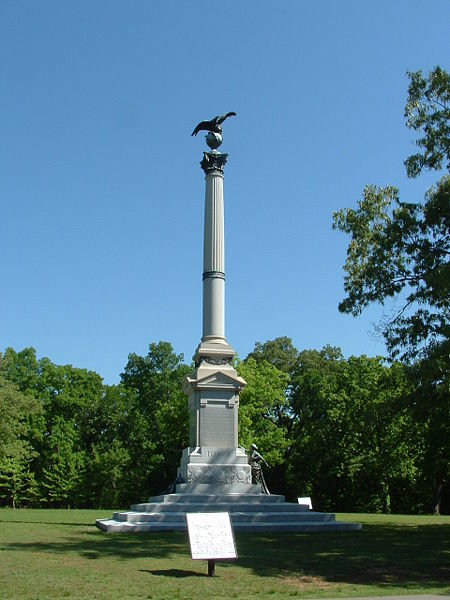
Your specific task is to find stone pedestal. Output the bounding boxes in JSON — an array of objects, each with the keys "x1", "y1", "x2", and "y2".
[{"x1": 177, "y1": 346, "x2": 250, "y2": 491}]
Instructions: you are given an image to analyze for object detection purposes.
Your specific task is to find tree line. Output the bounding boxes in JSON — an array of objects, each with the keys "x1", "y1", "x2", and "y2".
[
  {"x1": 0, "y1": 338, "x2": 447, "y2": 514},
  {"x1": 1, "y1": 67, "x2": 448, "y2": 513}
]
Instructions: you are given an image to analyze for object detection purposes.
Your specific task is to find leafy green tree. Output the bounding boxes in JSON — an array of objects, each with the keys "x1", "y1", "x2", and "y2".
[
  {"x1": 242, "y1": 340, "x2": 419, "y2": 511},
  {"x1": 246, "y1": 337, "x2": 303, "y2": 443},
  {"x1": 88, "y1": 438, "x2": 131, "y2": 508},
  {"x1": 0, "y1": 376, "x2": 40, "y2": 458},
  {"x1": 0, "y1": 347, "x2": 39, "y2": 394},
  {"x1": 302, "y1": 354, "x2": 416, "y2": 512},
  {"x1": 332, "y1": 179, "x2": 449, "y2": 362},
  {"x1": 237, "y1": 357, "x2": 290, "y2": 466},
  {"x1": 409, "y1": 353, "x2": 450, "y2": 514},
  {"x1": 332, "y1": 67, "x2": 449, "y2": 363},
  {"x1": 33, "y1": 359, "x2": 105, "y2": 506},
  {"x1": 332, "y1": 67, "x2": 449, "y2": 511},
  {"x1": 120, "y1": 341, "x2": 190, "y2": 498},
  {"x1": 0, "y1": 374, "x2": 42, "y2": 507},
  {"x1": 285, "y1": 346, "x2": 348, "y2": 506},
  {"x1": 248, "y1": 337, "x2": 300, "y2": 379},
  {"x1": 0, "y1": 455, "x2": 39, "y2": 509},
  {"x1": 242, "y1": 338, "x2": 306, "y2": 494},
  {"x1": 0, "y1": 348, "x2": 45, "y2": 464},
  {"x1": 40, "y1": 416, "x2": 86, "y2": 507},
  {"x1": 84, "y1": 383, "x2": 135, "y2": 507},
  {"x1": 404, "y1": 67, "x2": 450, "y2": 177},
  {"x1": 1, "y1": 347, "x2": 130, "y2": 507},
  {"x1": 243, "y1": 340, "x2": 347, "y2": 498}
]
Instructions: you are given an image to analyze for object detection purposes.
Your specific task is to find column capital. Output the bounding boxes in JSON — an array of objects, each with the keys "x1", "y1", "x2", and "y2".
[{"x1": 200, "y1": 151, "x2": 228, "y2": 174}]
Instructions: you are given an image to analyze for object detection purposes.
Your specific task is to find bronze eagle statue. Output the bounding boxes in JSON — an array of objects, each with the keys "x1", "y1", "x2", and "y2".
[{"x1": 191, "y1": 112, "x2": 236, "y2": 136}]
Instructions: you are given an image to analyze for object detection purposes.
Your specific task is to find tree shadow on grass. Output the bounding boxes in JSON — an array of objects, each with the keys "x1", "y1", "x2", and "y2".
[
  {"x1": 140, "y1": 569, "x2": 208, "y2": 578},
  {"x1": 235, "y1": 524, "x2": 450, "y2": 591},
  {"x1": 3, "y1": 523, "x2": 450, "y2": 591},
  {"x1": 4, "y1": 529, "x2": 190, "y2": 560},
  {"x1": 1, "y1": 520, "x2": 92, "y2": 527}
]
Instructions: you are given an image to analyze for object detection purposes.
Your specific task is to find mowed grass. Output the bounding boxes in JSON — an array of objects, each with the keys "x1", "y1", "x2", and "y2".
[{"x1": 0, "y1": 509, "x2": 449, "y2": 600}]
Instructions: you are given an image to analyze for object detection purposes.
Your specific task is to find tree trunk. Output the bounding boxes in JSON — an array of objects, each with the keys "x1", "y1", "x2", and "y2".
[{"x1": 432, "y1": 481, "x2": 443, "y2": 515}]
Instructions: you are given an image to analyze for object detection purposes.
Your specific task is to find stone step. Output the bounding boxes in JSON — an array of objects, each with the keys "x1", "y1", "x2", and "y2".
[
  {"x1": 176, "y1": 483, "x2": 258, "y2": 494},
  {"x1": 113, "y1": 510, "x2": 334, "y2": 523},
  {"x1": 130, "y1": 502, "x2": 310, "y2": 513},
  {"x1": 147, "y1": 493, "x2": 286, "y2": 504},
  {"x1": 97, "y1": 491, "x2": 362, "y2": 534},
  {"x1": 96, "y1": 518, "x2": 361, "y2": 533}
]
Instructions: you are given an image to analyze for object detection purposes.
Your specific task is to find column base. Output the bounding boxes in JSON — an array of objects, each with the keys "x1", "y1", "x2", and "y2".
[{"x1": 193, "y1": 339, "x2": 236, "y2": 367}]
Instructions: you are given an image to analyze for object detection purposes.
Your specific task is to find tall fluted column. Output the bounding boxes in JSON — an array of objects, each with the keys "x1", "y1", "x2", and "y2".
[{"x1": 201, "y1": 151, "x2": 227, "y2": 343}]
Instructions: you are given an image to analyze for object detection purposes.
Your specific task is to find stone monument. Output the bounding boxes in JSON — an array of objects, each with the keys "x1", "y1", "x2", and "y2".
[
  {"x1": 95, "y1": 116, "x2": 362, "y2": 532},
  {"x1": 176, "y1": 119, "x2": 254, "y2": 494}
]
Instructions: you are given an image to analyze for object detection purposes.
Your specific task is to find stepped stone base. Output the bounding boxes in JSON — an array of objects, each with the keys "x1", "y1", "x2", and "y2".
[{"x1": 96, "y1": 492, "x2": 362, "y2": 533}]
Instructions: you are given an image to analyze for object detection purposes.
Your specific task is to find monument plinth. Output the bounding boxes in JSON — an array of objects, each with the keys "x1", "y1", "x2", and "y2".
[{"x1": 176, "y1": 139, "x2": 253, "y2": 494}]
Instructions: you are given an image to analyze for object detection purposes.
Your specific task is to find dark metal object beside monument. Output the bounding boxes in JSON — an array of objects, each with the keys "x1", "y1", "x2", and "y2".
[{"x1": 249, "y1": 444, "x2": 270, "y2": 495}]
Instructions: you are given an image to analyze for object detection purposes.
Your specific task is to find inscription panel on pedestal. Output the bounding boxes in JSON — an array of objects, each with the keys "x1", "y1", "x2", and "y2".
[{"x1": 200, "y1": 401, "x2": 235, "y2": 447}]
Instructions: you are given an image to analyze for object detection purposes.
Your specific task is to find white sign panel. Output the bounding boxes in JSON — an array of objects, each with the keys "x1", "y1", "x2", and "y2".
[
  {"x1": 186, "y1": 512, "x2": 237, "y2": 560},
  {"x1": 297, "y1": 496, "x2": 313, "y2": 510}
]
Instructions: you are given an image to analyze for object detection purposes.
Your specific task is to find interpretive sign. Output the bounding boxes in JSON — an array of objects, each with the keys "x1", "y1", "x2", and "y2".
[{"x1": 186, "y1": 512, "x2": 237, "y2": 560}]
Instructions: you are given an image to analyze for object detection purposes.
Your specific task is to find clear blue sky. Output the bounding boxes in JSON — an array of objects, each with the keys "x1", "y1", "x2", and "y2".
[{"x1": 1, "y1": 1, "x2": 449, "y2": 384}]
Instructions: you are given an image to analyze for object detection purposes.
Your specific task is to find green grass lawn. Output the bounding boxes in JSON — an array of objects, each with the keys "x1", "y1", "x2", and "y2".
[{"x1": 0, "y1": 509, "x2": 449, "y2": 600}]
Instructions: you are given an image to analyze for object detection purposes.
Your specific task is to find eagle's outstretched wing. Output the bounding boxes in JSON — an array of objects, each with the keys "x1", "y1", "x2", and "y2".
[
  {"x1": 191, "y1": 120, "x2": 213, "y2": 136},
  {"x1": 216, "y1": 111, "x2": 237, "y2": 125},
  {"x1": 191, "y1": 112, "x2": 237, "y2": 136}
]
